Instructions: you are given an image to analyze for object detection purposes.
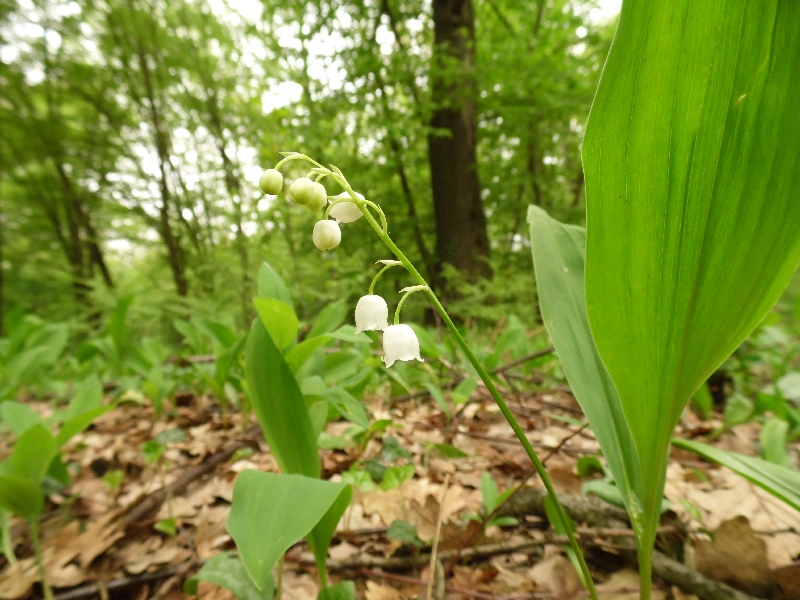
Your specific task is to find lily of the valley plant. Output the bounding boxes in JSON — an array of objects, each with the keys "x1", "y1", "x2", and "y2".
[{"x1": 257, "y1": 152, "x2": 600, "y2": 598}]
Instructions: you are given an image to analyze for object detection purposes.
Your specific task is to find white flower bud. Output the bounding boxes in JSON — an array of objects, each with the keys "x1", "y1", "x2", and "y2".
[
  {"x1": 354, "y1": 295, "x2": 389, "y2": 333},
  {"x1": 330, "y1": 201, "x2": 363, "y2": 223},
  {"x1": 304, "y1": 182, "x2": 328, "y2": 212},
  {"x1": 382, "y1": 324, "x2": 423, "y2": 368},
  {"x1": 258, "y1": 169, "x2": 283, "y2": 195},
  {"x1": 288, "y1": 177, "x2": 316, "y2": 205},
  {"x1": 312, "y1": 220, "x2": 341, "y2": 250}
]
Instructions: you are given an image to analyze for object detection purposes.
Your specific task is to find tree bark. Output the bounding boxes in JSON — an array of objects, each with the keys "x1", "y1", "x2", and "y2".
[{"x1": 428, "y1": 0, "x2": 491, "y2": 285}]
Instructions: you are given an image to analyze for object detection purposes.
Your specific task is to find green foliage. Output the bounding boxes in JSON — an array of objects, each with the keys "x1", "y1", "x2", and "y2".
[
  {"x1": 583, "y1": 0, "x2": 800, "y2": 591},
  {"x1": 317, "y1": 581, "x2": 356, "y2": 600},
  {"x1": 185, "y1": 552, "x2": 274, "y2": 600},
  {"x1": 528, "y1": 206, "x2": 642, "y2": 526},
  {"x1": 226, "y1": 471, "x2": 351, "y2": 591},
  {"x1": 245, "y1": 319, "x2": 319, "y2": 477},
  {"x1": 673, "y1": 439, "x2": 800, "y2": 513}
]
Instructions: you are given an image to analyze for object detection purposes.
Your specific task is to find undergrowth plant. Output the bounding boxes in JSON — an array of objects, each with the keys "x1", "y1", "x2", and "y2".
[
  {"x1": 529, "y1": 1, "x2": 800, "y2": 598},
  {"x1": 225, "y1": 155, "x2": 600, "y2": 599}
]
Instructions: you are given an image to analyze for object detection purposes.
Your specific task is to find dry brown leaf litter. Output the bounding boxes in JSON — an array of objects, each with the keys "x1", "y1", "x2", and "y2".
[{"x1": 0, "y1": 389, "x2": 798, "y2": 599}]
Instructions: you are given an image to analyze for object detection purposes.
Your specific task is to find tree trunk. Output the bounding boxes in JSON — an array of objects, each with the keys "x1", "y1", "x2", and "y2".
[
  {"x1": 428, "y1": 0, "x2": 491, "y2": 286},
  {"x1": 131, "y1": 17, "x2": 188, "y2": 297}
]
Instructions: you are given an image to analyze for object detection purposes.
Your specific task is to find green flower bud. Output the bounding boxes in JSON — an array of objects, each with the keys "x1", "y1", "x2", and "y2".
[
  {"x1": 258, "y1": 169, "x2": 283, "y2": 195},
  {"x1": 288, "y1": 177, "x2": 316, "y2": 205},
  {"x1": 304, "y1": 181, "x2": 328, "y2": 212}
]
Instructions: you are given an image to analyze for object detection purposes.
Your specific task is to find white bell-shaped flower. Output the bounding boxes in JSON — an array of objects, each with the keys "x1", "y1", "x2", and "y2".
[
  {"x1": 382, "y1": 324, "x2": 423, "y2": 368},
  {"x1": 329, "y1": 192, "x2": 365, "y2": 223},
  {"x1": 354, "y1": 295, "x2": 389, "y2": 333},
  {"x1": 312, "y1": 220, "x2": 341, "y2": 250},
  {"x1": 259, "y1": 169, "x2": 283, "y2": 195}
]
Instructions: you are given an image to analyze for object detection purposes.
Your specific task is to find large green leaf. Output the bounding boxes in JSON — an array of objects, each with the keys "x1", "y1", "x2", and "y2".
[
  {"x1": 256, "y1": 262, "x2": 292, "y2": 308},
  {"x1": 307, "y1": 300, "x2": 347, "y2": 339},
  {"x1": 254, "y1": 298, "x2": 299, "y2": 350},
  {"x1": 528, "y1": 206, "x2": 642, "y2": 526},
  {"x1": 64, "y1": 375, "x2": 104, "y2": 420},
  {"x1": 56, "y1": 406, "x2": 113, "y2": 448},
  {"x1": 583, "y1": 0, "x2": 800, "y2": 560},
  {"x1": 244, "y1": 319, "x2": 319, "y2": 478},
  {"x1": 184, "y1": 552, "x2": 273, "y2": 600},
  {"x1": 0, "y1": 401, "x2": 45, "y2": 437},
  {"x1": 673, "y1": 439, "x2": 800, "y2": 513},
  {"x1": 0, "y1": 475, "x2": 44, "y2": 522},
  {"x1": 226, "y1": 471, "x2": 350, "y2": 591},
  {"x1": 3, "y1": 424, "x2": 57, "y2": 483}
]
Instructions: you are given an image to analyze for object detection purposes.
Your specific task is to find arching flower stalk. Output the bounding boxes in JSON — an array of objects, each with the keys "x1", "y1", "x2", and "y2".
[{"x1": 258, "y1": 152, "x2": 600, "y2": 600}]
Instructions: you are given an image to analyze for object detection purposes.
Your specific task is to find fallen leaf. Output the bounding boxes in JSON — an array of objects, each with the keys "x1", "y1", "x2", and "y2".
[
  {"x1": 693, "y1": 516, "x2": 772, "y2": 596},
  {"x1": 596, "y1": 569, "x2": 666, "y2": 599},
  {"x1": 528, "y1": 551, "x2": 582, "y2": 595},
  {"x1": 365, "y1": 581, "x2": 401, "y2": 600}
]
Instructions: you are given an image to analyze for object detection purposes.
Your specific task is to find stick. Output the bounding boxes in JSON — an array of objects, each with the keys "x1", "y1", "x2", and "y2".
[
  {"x1": 426, "y1": 474, "x2": 449, "y2": 600},
  {"x1": 498, "y1": 487, "x2": 765, "y2": 600},
  {"x1": 390, "y1": 348, "x2": 555, "y2": 404},
  {"x1": 123, "y1": 425, "x2": 261, "y2": 526}
]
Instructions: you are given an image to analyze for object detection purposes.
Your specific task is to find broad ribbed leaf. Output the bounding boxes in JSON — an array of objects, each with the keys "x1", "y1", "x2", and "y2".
[
  {"x1": 254, "y1": 298, "x2": 298, "y2": 350},
  {"x1": 245, "y1": 319, "x2": 319, "y2": 478},
  {"x1": 584, "y1": 0, "x2": 800, "y2": 556},
  {"x1": 528, "y1": 206, "x2": 642, "y2": 525},
  {"x1": 673, "y1": 439, "x2": 800, "y2": 513},
  {"x1": 226, "y1": 471, "x2": 350, "y2": 591},
  {"x1": 184, "y1": 552, "x2": 273, "y2": 600}
]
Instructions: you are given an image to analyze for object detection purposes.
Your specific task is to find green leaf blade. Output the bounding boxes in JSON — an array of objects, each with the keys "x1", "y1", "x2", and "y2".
[
  {"x1": 673, "y1": 439, "x2": 800, "y2": 513},
  {"x1": 244, "y1": 319, "x2": 319, "y2": 478},
  {"x1": 583, "y1": 0, "x2": 800, "y2": 551},
  {"x1": 226, "y1": 471, "x2": 350, "y2": 591}
]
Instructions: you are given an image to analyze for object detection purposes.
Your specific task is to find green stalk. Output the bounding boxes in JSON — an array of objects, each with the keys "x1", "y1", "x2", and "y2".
[
  {"x1": 30, "y1": 521, "x2": 53, "y2": 600},
  {"x1": 272, "y1": 155, "x2": 598, "y2": 598},
  {"x1": 334, "y1": 178, "x2": 599, "y2": 600},
  {"x1": 1, "y1": 511, "x2": 16, "y2": 565}
]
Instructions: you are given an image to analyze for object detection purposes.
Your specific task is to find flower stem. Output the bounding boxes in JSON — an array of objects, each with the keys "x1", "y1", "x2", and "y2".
[
  {"x1": 369, "y1": 264, "x2": 394, "y2": 295},
  {"x1": 274, "y1": 154, "x2": 598, "y2": 598},
  {"x1": 30, "y1": 521, "x2": 53, "y2": 600},
  {"x1": 350, "y1": 194, "x2": 598, "y2": 600},
  {"x1": 1, "y1": 511, "x2": 16, "y2": 565}
]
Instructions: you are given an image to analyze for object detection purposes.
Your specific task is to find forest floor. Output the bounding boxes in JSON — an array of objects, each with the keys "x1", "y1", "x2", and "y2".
[{"x1": 1, "y1": 382, "x2": 799, "y2": 600}]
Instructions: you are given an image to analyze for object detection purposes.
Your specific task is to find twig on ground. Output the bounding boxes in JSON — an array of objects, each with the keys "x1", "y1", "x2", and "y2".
[
  {"x1": 427, "y1": 474, "x2": 449, "y2": 600},
  {"x1": 391, "y1": 348, "x2": 556, "y2": 405},
  {"x1": 52, "y1": 561, "x2": 198, "y2": 600},
  {"x1": 499, "y1": 487, "x2": 766, "y2": 600},
  {"x1": 123, "y1": 424, "x2": 262, "y2": 526}
]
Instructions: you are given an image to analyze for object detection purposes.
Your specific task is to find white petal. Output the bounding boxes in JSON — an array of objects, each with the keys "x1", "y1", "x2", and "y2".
[
  {"x1": 335, "y1": 191, "x2": 365, "y2": 201},
  {"x1": 382, "y1": 324, "x2": 423, "y2": 367},
  {"x1": 312, "y1": 220, "x2": 341, "y2": 250},
  {"x1": 355, "y1": 295, "x2": 389, "y2": 333},
  {"x1": 330, "y1": 201, "x2": 363, "y2": 223}
]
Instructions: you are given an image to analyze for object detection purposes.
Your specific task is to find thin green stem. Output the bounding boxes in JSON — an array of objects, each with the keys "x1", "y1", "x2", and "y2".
[
  {"x1": 346, "y1": 193, "x2": 598, "y2": 600},
  {"x1": 30, "y1": 521, "x2": 53, "y2": 600},
  {"x1": 1, "y1": 512, "x2": 16, "y2": 565},
  {"x1": 273, "y1": 154, "x2": 598, "y2": 597},
  {"x1": 393, "y1": 287, "x2": 427, "y2": 324},
  {"x1": 275, "y1": 153, "x2": 323, "y2": 171},
  {"x1": 369, "y1": 264, "x2": 395, "y2": 295}
]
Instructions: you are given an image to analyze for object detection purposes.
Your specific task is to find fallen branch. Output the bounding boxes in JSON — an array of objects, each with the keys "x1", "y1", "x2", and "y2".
[
  {"x1": 52, "y1": 561, "x2": 197, "y2": 600},
  {"x1": 391, "y1": 348, "x2": 556, "y2": 404},
  {"x1": 499, "y1": 487, "x2": 765, "y2": 600},
  {"x1": 123, "y1": 424, "x2": 262, "y2": 526}
]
